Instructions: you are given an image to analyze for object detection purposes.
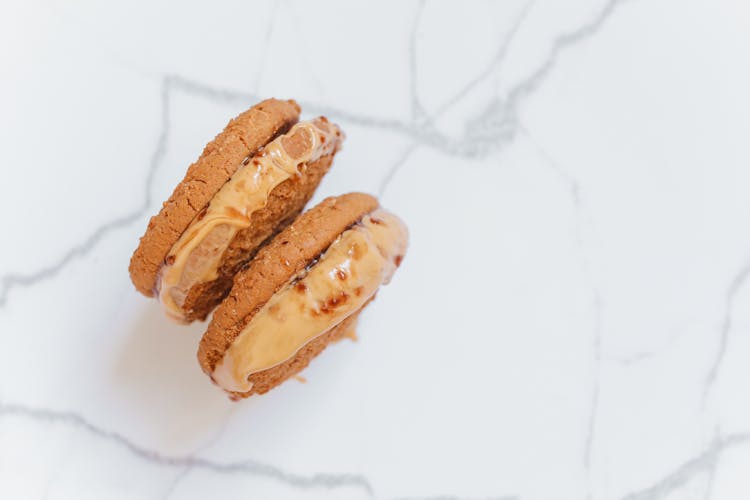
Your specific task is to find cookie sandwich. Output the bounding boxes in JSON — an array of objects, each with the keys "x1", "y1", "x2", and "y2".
[
  {"x1": 129, "y1": 99, "x2": 344, "y2": 322},
  {"x1": 198, "y1": 193, "x2": 408, "y2": 399}
]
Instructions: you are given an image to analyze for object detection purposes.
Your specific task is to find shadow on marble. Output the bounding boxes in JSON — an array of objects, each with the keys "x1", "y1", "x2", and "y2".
[{"x1": 112, "y1": 303, "x2": 234, "y2": 450}]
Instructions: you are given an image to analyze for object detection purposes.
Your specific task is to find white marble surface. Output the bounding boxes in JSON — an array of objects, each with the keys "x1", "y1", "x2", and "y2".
[{"x1": 2, "y1": 0, "x2": 750, "y2": 499}]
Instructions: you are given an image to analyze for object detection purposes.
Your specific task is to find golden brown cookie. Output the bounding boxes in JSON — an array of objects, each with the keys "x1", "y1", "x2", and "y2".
[
  {"x1": 198, "y1": 193, "x2": 409, "y2": 399},
  {"x1": 128, "y1": 99, "x2": 344, "y2": 322}
]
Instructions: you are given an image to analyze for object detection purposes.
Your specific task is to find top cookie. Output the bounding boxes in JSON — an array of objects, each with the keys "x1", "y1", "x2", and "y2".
[{"x1": 129, "y1": 98, "x2": 301, "y2": 297}]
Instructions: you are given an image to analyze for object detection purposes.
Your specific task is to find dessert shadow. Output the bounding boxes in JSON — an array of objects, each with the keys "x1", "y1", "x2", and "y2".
[{"x1": 112, "y1": 304, "x2": 234, "y2": 449}]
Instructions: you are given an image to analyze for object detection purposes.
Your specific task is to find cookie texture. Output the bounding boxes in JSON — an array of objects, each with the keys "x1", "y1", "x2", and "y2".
[
  {"x1": 129, "y1": 98, "x2": 301, "y2": 297},
  {"x1": 180, "y1": 152, "x2": 336, "y2": 321},
  {"x1": 198, "y1": 193, "x2": 379, "y2": 384}
]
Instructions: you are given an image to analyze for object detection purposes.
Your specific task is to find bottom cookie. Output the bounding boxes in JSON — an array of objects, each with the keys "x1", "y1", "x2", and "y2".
[{"x1": 198, "y1": 193, "x2": 408, "y2": 399}]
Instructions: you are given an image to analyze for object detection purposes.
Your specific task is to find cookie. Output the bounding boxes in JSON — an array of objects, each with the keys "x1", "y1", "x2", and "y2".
[
  {"x1": 197, "y1": 193, "x2": 409, "y2": 399},
  {"x1": 129, "y1": 99, "x2": 344, "y2": 322}
]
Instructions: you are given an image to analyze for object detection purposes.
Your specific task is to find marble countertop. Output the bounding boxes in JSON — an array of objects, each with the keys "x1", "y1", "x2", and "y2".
[{"x1": 2, "y1": 1, "x2": 750, "y2": 499}]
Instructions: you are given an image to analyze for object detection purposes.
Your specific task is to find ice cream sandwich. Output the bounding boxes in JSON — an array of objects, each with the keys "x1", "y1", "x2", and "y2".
[
  {"x1": 129, "y1": 99, "x2": 344, "y2": 322},
  {"x1": 198, "y1": 193, "x2": 408, "y2": 399}
]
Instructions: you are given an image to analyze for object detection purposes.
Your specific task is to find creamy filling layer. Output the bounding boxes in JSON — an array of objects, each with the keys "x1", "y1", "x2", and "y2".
[
  {"x1": 211, "y1": 208, "x2": 408, "y2": 393},
  {"x1": 157, "y1": 118, "x2": 342, "y2": 322}
]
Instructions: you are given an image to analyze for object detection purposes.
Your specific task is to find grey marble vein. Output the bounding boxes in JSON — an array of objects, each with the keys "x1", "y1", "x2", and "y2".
[
  {"x1": 167, "y1": 73, "x2": 418, "y2": 141},
  {"x1": 583, "y1": 293, "x2": 604, "y2": 499},
  {"x1": 702, "y1": 254, "x2": 750, "y2": 405},
  {"x1": 376, "y1": 0, "x2": 426, "y2": 200},
  {"x1": 379, "y1": 0, "x2": 537, "y2": 196},
  {"x1": 161, "y1": 0, "x2": 632, "y2": 160},
  {"x1": 159, "y1": 466, "x2": 192, "y2": 500},
  {"x1": 431, "y1": 0, "x2": 535, "y2": 119},
  {"x1": 253, "y1": 0, "x2": 280, "y2": 94},
  {"x1": 163, "y1": 0, "x2": 631, "y2": 160},
  {"x1": 606, "y1": 325, "x2": 686, "y2": 367},
  {"x1": 432, "y1": 0, "x2": 631, "y2": 157},
  {"x1": 381, "y1": 0, "x2": 536, "y2": 196},
  {"x1": 158, "y1": 413, "x2": 233, "y2": 500},
  {"x1": 169, "y1": 74, "x2": 259, "y2": 104},
  {"x1": 483, "y1": 0, "x2": 628, "y2": 148},
  {"x1": 286, "y1": 6, "x2": 327, "y2": 97},
  {"x1": 0, "y1": 78, "x2": 170, "y2": 310},
  {"x1": 1, "y1": 400, "x2": 525, "y2": 499},
  {"x1": 610, "y1": 350, "x2": 660, "y2": 367},
  {"x1": 702, "y1": 464, "x2": 717, "y2": 500},
  {"x1": 520, "y1": 126, "x2": 604, "y2": 498},
  {"x1": 701, "y1": 428, "x2": 721, "y2": 500},
  {"x1": 409, "y1": 0, "x2": 427, "y2": 121},
  {"x1": 0, "y1": 402, "x2": 373, "y2": 496},
  {"x1": 417, "y1": 0, "x2": 632, "y2": 158},
  {"x1": 378, "y1": 143, "x2": 419, "y2": 197},
  {"x1": 618, "y1": 432, "x2": 750, "y2": 500},
  {"x1": 519, "y1": 125, "x2": 581, "y2": 215},
  {"x1": 503, "y1": 0, "x2": 630, "y2": 109}
]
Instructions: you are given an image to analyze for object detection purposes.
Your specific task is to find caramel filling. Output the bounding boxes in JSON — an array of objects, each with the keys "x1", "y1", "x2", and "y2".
[
  {"x1": 157, "y1": 118, "x2": 342, "y2": 322},
  {"x1": 212, "y1": 208, "x2": 408, "y2": 393}
]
